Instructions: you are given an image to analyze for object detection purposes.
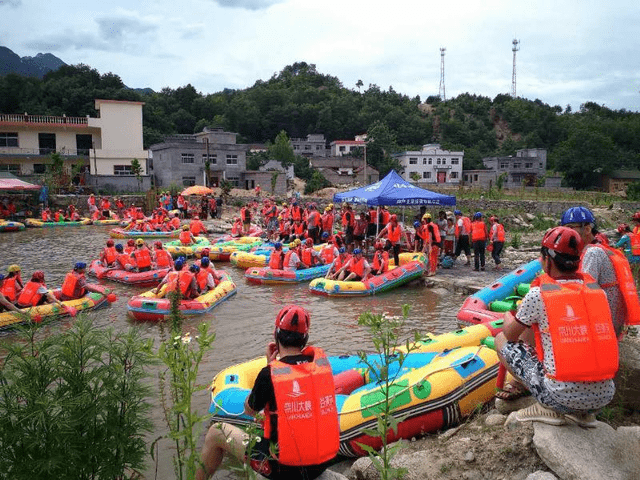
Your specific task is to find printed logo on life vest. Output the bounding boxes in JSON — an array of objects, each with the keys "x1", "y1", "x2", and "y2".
[
  {"x1": 287, "y1": 380, "x2": 304, "y2": 398},
  {"x1": 561, "y1": 305, "x2": 577, "y2": 322}
]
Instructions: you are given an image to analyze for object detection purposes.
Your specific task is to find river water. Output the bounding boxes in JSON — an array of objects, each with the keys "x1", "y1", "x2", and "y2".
[{"x1": 0, "y1": 226, "x2": 463, "y2": 479}]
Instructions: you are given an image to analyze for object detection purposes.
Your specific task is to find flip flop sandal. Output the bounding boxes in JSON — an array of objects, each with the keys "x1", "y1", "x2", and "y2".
[
  {"x1": 516, "y1": 402, "x2": 567, "y2": 426},
  {"x1": 494, "y1": 382, "x2": 530, "y2": 401}
]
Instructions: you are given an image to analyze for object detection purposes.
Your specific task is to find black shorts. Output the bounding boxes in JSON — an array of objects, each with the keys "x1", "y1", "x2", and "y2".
[
  {"x1": 354, "y1": 234, "x2": 364, "y2": 242},
  {"x1": 247, "y1": 438, "x2": 330, "y2": 480}
]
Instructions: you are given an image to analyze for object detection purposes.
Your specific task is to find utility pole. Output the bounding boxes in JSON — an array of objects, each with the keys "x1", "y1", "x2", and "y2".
[
  {"x1": 439, "y1": 47, "x2": 446, "y2": 101},
  {"x1": 511, "y1": 38, "x2": 520, "y2": 98}
]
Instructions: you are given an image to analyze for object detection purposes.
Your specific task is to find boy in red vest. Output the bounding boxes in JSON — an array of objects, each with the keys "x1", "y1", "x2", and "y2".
[
  {"x1": 196, "y1": 305, "x2": 339, "y2": 480},
  {"x1": 495, "y1": 226, "x2": 617, "y2": 427}
]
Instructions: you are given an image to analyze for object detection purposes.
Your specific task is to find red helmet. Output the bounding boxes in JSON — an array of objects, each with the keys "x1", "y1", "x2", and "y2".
[
  {"x1": 275, "y1": 305, "x2": 310, "y2": 335},
  {"x1": 106, "y1": 239, "x2": 114, "y2": 247},
  {"x1": 31, "y1": 270, "x2": 45, "y2": 282},
  {"x1": 618, "y1": 223, "x2": 630, "y2": 234},
  {"x1": 633, "y1": 212, "x2": 640, "y2": 222},
  {"x1": 375, "y1": 241, "x2": 384, "y2": 250},
  {"x1": 390, "y1": 214, "x2": 397, "y2": 222},
  {"x1": 305, "y1": 238, "x2": 313, "y2": 246},
  {"x1": 127, "y1": 239, "x2": 135, "y2": 246},
  {"x1": 541, "y1": 226, "x2": 583, "y2": 257},
  {"x1": 154, "y1": 241, "x2": 163, "y2": 248}
]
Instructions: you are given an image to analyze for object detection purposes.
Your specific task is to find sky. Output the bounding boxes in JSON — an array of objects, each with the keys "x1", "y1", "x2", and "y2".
[{"x1": 2, "y1": 0, "x2": 640, "y2": 112}]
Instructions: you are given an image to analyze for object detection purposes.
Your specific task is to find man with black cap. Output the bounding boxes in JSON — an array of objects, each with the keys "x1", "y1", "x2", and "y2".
[{"x1": 196, "y1": 305, "x2": 339, "y2": 480}]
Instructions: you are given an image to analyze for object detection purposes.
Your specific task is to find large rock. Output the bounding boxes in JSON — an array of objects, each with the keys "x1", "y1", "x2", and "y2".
[
  {"x1": 533, "y1": 422, "x2": 640, "y2": 480},
  {"x1": 613, "y1": 337, "x2": 640, "y2": 410}
]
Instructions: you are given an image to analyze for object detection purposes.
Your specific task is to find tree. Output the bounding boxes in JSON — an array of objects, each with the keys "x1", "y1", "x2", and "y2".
[
  {"x1": 366, "y1": 121, "x2": 401, "y2": 177},
  {"x1": 267, "y1": 130, "x2": 296, "y2": 167},
  {"x1": 356, "y1": 79, "x2": 363, "y2": 92},
  {"x1": 130, "y1": 158, "x2": 143, "y2": 191},
  {"x1": 410, "y1": 172, "x2": 420, "y2": 182}
]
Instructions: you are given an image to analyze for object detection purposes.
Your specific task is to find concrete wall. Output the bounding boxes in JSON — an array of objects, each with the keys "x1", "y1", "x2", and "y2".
[
  {"x1": 243, "y1": 171, "x2": 287, "y2": 195},
  {"x1": 90, "y1": 174, "x2": 152, "y2": 193}
]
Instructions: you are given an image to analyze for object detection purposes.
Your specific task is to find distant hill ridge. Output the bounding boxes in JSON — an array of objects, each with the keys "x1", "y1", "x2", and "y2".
[{"x1": 0, "y1": 46, "x2": 66, "y2": 78}]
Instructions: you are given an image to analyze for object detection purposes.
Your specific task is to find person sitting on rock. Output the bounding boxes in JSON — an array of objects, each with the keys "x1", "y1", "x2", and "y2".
[{"x1": 495, "y1": 226, "x2": 617, "y2": 427}]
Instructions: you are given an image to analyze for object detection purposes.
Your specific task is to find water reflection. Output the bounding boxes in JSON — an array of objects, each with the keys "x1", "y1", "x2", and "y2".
[{"x1": 0, "y1": 227, "x2": 463, "y2": 479}]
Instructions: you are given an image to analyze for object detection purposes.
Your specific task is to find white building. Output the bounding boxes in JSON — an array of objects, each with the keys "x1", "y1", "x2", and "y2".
[
  {"x1": 393, "y1": 144, "x2": 463, "y2": 185},
  {"x1": 330, "y1": 139, "x2": 366, "y2": 157}
]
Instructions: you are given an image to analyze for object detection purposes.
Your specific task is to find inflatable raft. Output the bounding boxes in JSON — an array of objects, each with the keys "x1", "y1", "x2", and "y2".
[
  {"x1": 88, "y1": 260, "x2": 170, "y2": 287},
  {"x1": 245, "y1": 264, "x2": 331, "y2": 284},
  {"x1": 92, "y1": 218, "x2": 121, "y2": 226},
  {"x1": 0, "y1": 220, "x2": 25, "y2": 232},
  {"x1": 164, "y1": 236, "x2": 211, "y2": 257},
  {"x1": 209, "y1": 238, "x2": 263, "y2": 262},
  {"x1": 25, "y1": 217, "x2": 91, "y2": 227},
  {"x1": 126, "y1": 270, "x2": 237, "y2": 321},
  {"x1": 213, "y1": 225, "x2": 263, "y2": 243},
  {"x1": 309, "y1": 253, "x2": 427, "y2": 297},
  {"x1": 109, "y1": 228, "x2": 181, "y2": 239},
  {"x1": 457, "y1": 258, "x2": 541, "y2": 325},
  {"x1": 208, "y1": 329, "x2": 499, "y2": 457},
  {"x1": 0, "y1": 284, "x2": 115, "y2": 329}
]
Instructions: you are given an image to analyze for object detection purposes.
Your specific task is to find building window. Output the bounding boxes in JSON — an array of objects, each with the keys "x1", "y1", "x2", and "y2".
[
  {"x1": 474, "y1": 174, "x2": 478, "y2": 181},
  {"x1": 181, "y1": 153, "x2": 195, "y2": 164},
  {"x1": 226, "y1": 154, "x2": 238, "y2": 165},
  {"x1": 513, "y1": 163, "x2": 521, "y2": 169},
  {"x1": 182, "y1": 176, "x2": 196, "y2": 186},
  {"x1": 226, "y1": 176, "x2": 239, "y2": 187},
  {"x1": 409, "y1": 157, "x2": 418, "y2": 165},
  {"x1": 441, "y1": 158, "x2": 447, "y2": 165},
  {"x1": 33, "y1": 164, "x2": 47, "y2": 174},
  {"x1": 451, "y1": 172, "x2": 458, "y2": 179},
  {"x1": 304, "y1": 145, "x2": 311, "y2": 150},
  {"x1": 423, "y1": 172, "x2": 431, "y2": 179},
  {"x1": 428, "y1": 158, "x2": 432, "y2": 165},
  {"x1": 500, "y1": 162, "x2": 509, "y2": 169},
  {"x1": 539, "y1": 162, "x2": 543, "y2": 168},
  {"x1": 451, "y1": 158, "x2": 459, "y2": 165},
  {"x1": 339, "y1": 146, "x2": 346, "y2": 152},
  {"x1": 437, "y1": 158, "x2": 441, "y2": 165},
  {"x1": 422, "y1": 158, "x2": 428, "y2": 165},
  {"x1": 202, "y1": 154, "x2": 217, "y2": 164},
  {"x1": 114, "y1": 165, "x2": 133, "y2": 176},
  {"x1": 316, "y1": 145, "x2": 322, "y2": 150},
  {"x1": 464, "y1": 174, "x2": 469, "y2": 182},
  {"x1": 293, "y1": 145, "x2": 299, "y2": 150},
  {"x1": 525, "y1": 162, "x2": 533, "y2": 168},
  {"x1": 0, "y1": 164, "x2": 20, "y2": 174},
  {"x1": 0, "y1": 132, "x2": 18, "y2": 147}
]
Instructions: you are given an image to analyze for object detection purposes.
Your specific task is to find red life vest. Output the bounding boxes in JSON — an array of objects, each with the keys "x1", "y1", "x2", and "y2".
[
  {"x1": 117, "y1": 253, "x2": 131, "y2": 269},
  {"x1": 155, "y1": 249, "x2": 173, "y2": 268},
  {"x1": 263, "y1": 346, "x2": 339, "y2": 466},
  {"x1": 533, "y1": 273, "x2": 618, "y2": 382},
  {"x1": 177, "y1": 271, "x2": 195, "y2": 296},
  {"x1": 349, "y1": 257, "x2": 366, "y2": 277},
  {"x1": 283, "y1": 250, "x2": 297, "y2": 270},
  {"x1": 293, "y1": 222, "x2": 305, "y2": 235},
  {"x1": 134, "y1": 248, "x2": 151, "y2": 269},
  {"x1": 291, "y1": 206, "x2": 302, "y2": 221},
  {"x1": 301, "y1": 247, "x2": 316, "y2": 267},
  {"x1": 163, "y1": 271, "x2": 180, "y2": 293},
  {"x1": 321, "y1": 212, "x2": 334, "y2": 232},
  {"x1": 354, "y1": 219, "x2": 367, "y2": 236},
  {"x1": 232, "y1": 221, "x2": 242, "y2": 236},
  {"x1": 179, "y1": 230, "x2": 193, "y2": 245},
  {"x1": 61, "y1": 271, "x2": 85, "y2": 299},
  {"x1": 196, "y1": 270, "x2": 209, "y2": 291},
  {"x1": 341, "y1": 211, "x2": 354, "y2": 229},
  {"x1": 387, "y1": 223, "x2": 401, "y2": 243},
  {"x1": 428, "y1": 224, "x2": 441, "y2": 243},
  {"x1": 583, "y1": 244, "x2": 640, "y2": 326},
  {"x1": 269, "y1": 250, "x2": 284, "y2": 270},
  {"x1": 381, "y1": 210, "x2": 390, "y2": 224},
  {"x1": 190, "y1": 221, "x2": 205, "y2": 235},
  {"x1": 461, "y1": 217, "x2": 472, "y2": 236},
  {"x1": 1, "y1": 276, "x2": 19, "y2": 302},
  {"x1": 471, "y1": 221, "x2": 487, "y2": 242},
  {"x1": 17, "y1": 281, "x2": 45, "y2": 307},
  {"x1": 333, "y1": 254, "x2": 350, "y2": 272},
  {"x1": 319, "y1": 245, "x2": 335, "y2": 264},
  {"x1": 629, "y1": 233, "x2": 640, "y2": 256},
  {"x1": 103, "y1": 246, "x2": 117, "y2": 265}
]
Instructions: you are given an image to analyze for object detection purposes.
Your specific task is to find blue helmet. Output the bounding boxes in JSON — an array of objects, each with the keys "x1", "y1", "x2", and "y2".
[
  {"x1": 74, "y1": 262, "x2": 87, "y2": 270},
  {"x1": 0, "y1": 273, "x2": 4, "y2": 281},
  {"x1": 174, "y1": 259, "x2": 184, "y2": 270},
  {"x1": 473, "y1": 212, "x2": 482, "y2": 220},
  {"x1": 274, "y1": 242, "x2": 282, "y2": 249},
  {"x1": 115, "y1": 243, "x2": 123, "y2": 252},
  {"x1": 200, "y1": 257, "x2": 210, "y2": 267},
  {"x1": 321, "y1": 232, "x2": 329, "y2": 238},
  {"x1": 560, "y1": 207, "x2": 595, "y2": 226},
  {"x1": 353, "y1": 248, "x2": 362, "y2": 255},
  {"x1": 413, "y1": 221, "x2": 421, "y2": 228},
  {"x1": 189, "y1": 264, "x2": 200, "y2": 273},
  {"x1": 454, "y1": 209, "x2": 462, "y2": 216},
  {"x1": 339, "y1": 247, "x2": 346, "y2": 254}
]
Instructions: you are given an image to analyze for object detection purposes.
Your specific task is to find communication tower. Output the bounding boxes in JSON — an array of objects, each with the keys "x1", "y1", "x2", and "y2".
[
  {"x1": 439, "y1": 47, "x2": 446, "y2": 101},
  {"x1": 511, "y1": 39, "x2": 520, "y2": 97}
]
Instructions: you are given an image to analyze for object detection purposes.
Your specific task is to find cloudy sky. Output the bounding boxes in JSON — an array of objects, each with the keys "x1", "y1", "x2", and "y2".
[{"x1": 2, "y1": 0, "x2": 640, "y2": 111}]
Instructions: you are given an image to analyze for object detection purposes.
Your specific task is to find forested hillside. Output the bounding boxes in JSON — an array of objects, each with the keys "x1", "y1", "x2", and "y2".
[{"x1": 2, "y1": 62, "x2": 640, "y2": 189}]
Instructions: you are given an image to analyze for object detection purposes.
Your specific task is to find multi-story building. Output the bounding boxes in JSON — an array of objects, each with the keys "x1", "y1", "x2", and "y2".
[
  {"x1": 0, "y1": 99, "x2": 149, "y2": 191},
  {"x1": 393, "y1": 144, "x2": 464, "y2": 185},
  {"x1": 330, "y1": 138, "x2": 366, "y2": 157},
  {"x1": 481, "y1": 148, "x2": 547, "y2": 188},
  {"x1": 149, "y1": 127, "x2": 249, "y2": 188},
  {"x1": 291, "y1": 134, "x2": 328, "y2": 157}
]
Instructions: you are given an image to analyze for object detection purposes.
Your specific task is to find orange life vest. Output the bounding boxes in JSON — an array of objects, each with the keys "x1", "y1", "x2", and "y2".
[
  {"x1": 1, "y1": 276, "x2": 19, "y2": 302},
  {"x1": 179, "y1": 230, "x2": 193, "y2": 245},
  {"x1": 459, "y1": 216, "x2": 471, "y2": 236},
  {"x1": 333, "y1": 254, "x2": 350, "y2": 272},
  {"x1": 319, "y1": 245, "x2": 335, "y2": 264},
  {"x1": 232, "y1": 221, "x2": 242, "y2": 236},
  {"x1": 533, "y1": 273, "x2": 619, "y2": 382},
  {"x1": 387, "y1": 223, "x2": 401, "y2": 243},
  {"x1": 492, "y1": 223, "x2": 505, "y2": 242},
  {"x1": 134, "y1": 248, "x2": 151, "y2": 269},
  {"x1": 17, "y1": 281, "x2": 44, "y2": 307},
  {"x1": 372, "y1": 250, "x2": 389, "y2": 272},
  {"x1": 103, "y1": 246, "x2": 117, "y2": 265},
  {"x1": 629, "y1": 233, "x2": 640, "y2": 256},
  {"x1": 283, "y1": 250, "x2": 297, "y2": 270},
  {"x1": 381, "y1": 210, "x2": 390, "y2": 224},
  {"x1": 61, "y1": 271, "x2": 85, "y2": 299},
  {"x1": 342, "y1": 211, "x2": 354, "y2": 229},
  {"x1": 471, "y1": 220, "x2": 487, "y2": 242},
  {"x1": 291, "y1": 206, "x2": 302, "y2": 221},
  {"x1": 264, "y1": 346, "x2": 339, "y2": 466},
  {"x1": 163, "y1": 271, "x2": 180, "y2": 293},
  {"x1": 269, "y1": 250, "x2": 284, "y2": 270},
  {"x1": 177, "y1": 271, "x2": 195, "y2": 296},
  {"x1": 321, "y1": 212, "x2": 334, "y2": 232},
  {"x1": 154, "y1": 249, "x2": 173, "y2": 268},
  {"x1": 583, "y1": 244, "x2": 640, "y2": 326},
  {"x1": 349, "y1": 257, "x2": 366, "y2": 277},
  {"x1": 428, "y1": 224, "x2": 441, "y2": 243},
  {"x1": 196, "y1": 270, "x2": 209, "y2": 291},
  {"x1": 190, "y1": 221, "x2": 205, "y2": 235},
  {"x1": 117, "y1": 253, "x2": 131, "y2": 270},
  {"x1": 293, "y1": 222, "x2": 305, "y2": 235},
  {"x1": 301, "y1": 247, "x2": 316, "y2": 267}
]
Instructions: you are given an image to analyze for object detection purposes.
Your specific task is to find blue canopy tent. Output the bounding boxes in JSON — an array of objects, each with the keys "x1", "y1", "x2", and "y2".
[{"x1": 333, "y1": 170, "x2": 456, "y2": 207}]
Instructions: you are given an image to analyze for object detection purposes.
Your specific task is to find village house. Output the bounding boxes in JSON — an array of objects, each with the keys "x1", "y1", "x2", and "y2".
[{"x1": 393, "y1": 144, "x2": 464, "y2": 185}]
